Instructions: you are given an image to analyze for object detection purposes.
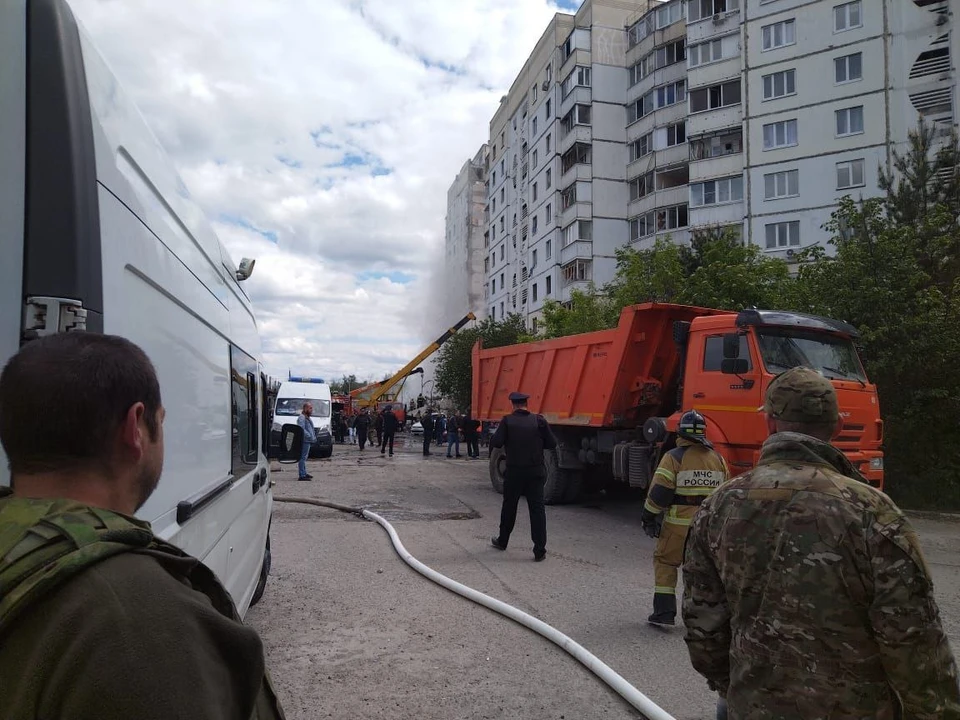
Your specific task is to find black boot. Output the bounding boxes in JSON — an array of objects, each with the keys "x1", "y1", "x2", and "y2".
[{"x1": 647, "y1": 592, "x2": 677, "y2": 627}]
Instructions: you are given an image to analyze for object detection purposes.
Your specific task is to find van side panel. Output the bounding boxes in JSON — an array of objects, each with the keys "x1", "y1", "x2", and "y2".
[{"x1": 0, "y1": 0, "x2": 27, "y2": 488}]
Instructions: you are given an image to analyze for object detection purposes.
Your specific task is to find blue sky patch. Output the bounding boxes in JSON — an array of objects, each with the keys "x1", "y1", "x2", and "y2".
[
  {"x1": 277, "y1": 155, "x2": 302, "y2": 168},
  {"x1": 356, "y1": 270, "x2": 415, "y2": 284},
  {"x1": 219, "y1": 214, "x2": 279, "y2": 243},
  {"x1": 556, "y1": 0, "x2": 583, "y2": 10}
]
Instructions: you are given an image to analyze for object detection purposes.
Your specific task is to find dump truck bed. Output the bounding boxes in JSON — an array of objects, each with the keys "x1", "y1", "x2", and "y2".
[{"x1": 472, "y1": 303, "x2": 731, "y2": 427}]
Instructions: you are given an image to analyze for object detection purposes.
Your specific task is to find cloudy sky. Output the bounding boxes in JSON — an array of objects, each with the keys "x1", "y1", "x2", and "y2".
[{"x1": 70, "y1": 0, "x2": 584, "y2": 386}]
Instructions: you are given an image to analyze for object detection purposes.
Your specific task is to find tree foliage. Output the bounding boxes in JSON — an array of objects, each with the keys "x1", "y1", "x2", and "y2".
[
  {"x1": 434, "y1": 314, "x2": 530, "y2": 411},
  {"x1": 534, "y1": 123, "x2": 960, "y2": 508}
]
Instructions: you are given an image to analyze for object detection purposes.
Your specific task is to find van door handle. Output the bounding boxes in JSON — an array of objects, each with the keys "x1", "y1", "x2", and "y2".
[{"x1": 252, "y1": 469, "x2": 264, "y2": 494}]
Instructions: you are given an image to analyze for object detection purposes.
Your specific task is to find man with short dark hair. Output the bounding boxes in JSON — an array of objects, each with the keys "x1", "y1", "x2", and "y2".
[
  {"x1": 683, "y1": 366, "x2": 960, "y2": 719},
  {"x1": 490, "y1": 392, "x2": 558, "y2": 561},
  {"x1": 421, "y1": 410, "x2": 435, "y2": 457},
  {"x1": 380, "y1": 405, "x2": 398, "y2": 457},
  {"x1": 0, "y1": 333, "x2": 285, "y2": 720}
]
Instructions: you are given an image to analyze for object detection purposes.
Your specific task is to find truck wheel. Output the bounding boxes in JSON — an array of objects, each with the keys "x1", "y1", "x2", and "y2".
[
  {"x1": 562, "y1": 469, "x2": 583, "y2": 503},
  {"x1": 319, "y1": 446, "x2": 333, "y2": 459},
  {"x1": 249, "y1": 535, "x2": 271, "y2": 608},
  {"x1": 489, "y1": 447, "x2": 506, "y2": 494},
  {"x1": 543, "y1": 449, "x2": 567, "y2": 505}
]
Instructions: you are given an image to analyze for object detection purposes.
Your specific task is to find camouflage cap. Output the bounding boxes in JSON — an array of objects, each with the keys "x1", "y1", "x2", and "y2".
[{"x1": 763, "y1": 366, "x2": 839, "y2": 425}]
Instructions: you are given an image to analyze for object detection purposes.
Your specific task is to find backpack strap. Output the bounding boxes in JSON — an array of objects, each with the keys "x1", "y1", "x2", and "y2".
[{"x1": 0, "y1": 497, "x2": 155, "y2": 637}]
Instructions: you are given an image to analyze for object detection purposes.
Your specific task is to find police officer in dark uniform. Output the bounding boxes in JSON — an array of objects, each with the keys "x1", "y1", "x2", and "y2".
[
  {"x1": 421, "y1": 410, "x2": 435, "y2": 456},
  {"x1": 489, "y1": 392, "x2": 558, "y2": 561}
]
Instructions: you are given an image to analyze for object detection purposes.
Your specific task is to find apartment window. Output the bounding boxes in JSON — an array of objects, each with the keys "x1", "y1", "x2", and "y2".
[
  {"x1": 513, "y1": 273, "x2": 517, "y2": 287},
  {"x1": 492, "y1": 278, "x2": 496, "y2": 293},
  {"x1": 533, "y1": 283, "x2": 538, "y2": 302},
  {"x1": 484, "y1": 258, "x2": 489, "y2": 272},
  {"x1": 561, "y1": 183, "x2": 577, "y2": 209},
  {"x1": 630, "y1": 133, "x2": 654, "y2": 161},
  {"x1": 533, "y1": 117, "x2": 538, "y2": 136},
  {"x1": 762, "y1": 70, "x2": 796, "y2": 101},
  {"x1": 688, "y1": 38, "x2": 722, "y2": 68},
  {"x1": 532, "y1": 84, "x2": 538, "y2": 103},
  {"x1": 834, "y1": 1, "x2": 862, "y2": 33},
  {"x1": 500, "y1": 302, "x2": 505, "y2": 317},
  {"x1": 654, "y1": 40, "x2": 686, "y2": 70},
  {"x1": 561, "y1": 143, "x2": 592, "y2": 173},
  {"x1": 491, "y1": 306, "x2": 495, "y2": 320},
  {"x1": 765, "y1": 220, "x2": 800, "y2": 249},
  {"x1": 762, "y1": 19, "x2": 796, "y2": 51},
  {"x1": 561, "y1": 219, "x2": 593, "y2": 246},
  {"x1": 492, "y1": 226, "x2": 496, "y2": 241},
  {"x1": 499, "y1": 216, "x2": 505, "y2": 232},
  {"x1": 533, "y1": 182, "x2": 538, "y2": 201},
  {"x1": 500, "y1": 158, "x2": 505, "y2": 174},
  {"x1": 629, "y1": 57, "x2": 651, "y2": 86},
  {"x1": 500, "y1": 273, "x2": 504, "y2": 288},
  {"x1": 532, "y1": 249, "x2": 538, "y2": 268},
  {"x1": 500, "y1": 187, "x2": 504, "y2": 202},
  {"x1": 836, "y1": 159, "x2": 865, "y2": 189},
  {"x1": 657, "y1": 80, "x2": 686, "y2": 109},
  {"x1": 546, "y1": 169, "x2": 552, "y2": 189},
  {"x1": 764, "y1": 169, "x2": 800, "y2": 200},
  {"x1": 546, "y1": 99, "x2": 551, "y2": 118},
  {"x1": 630, "y1": 205, "x2": 689, "y2": 240},
  {"x1": 546, "y1": 276, "x2": 552, "y2": 295},
  {"x1": 492, "y1": 198, "x2": 496, "y2": 214},
  {"x1": 836, "y1": 106, "x2": 864, "y2": 136},
  {"x1": 546, "y1": 133, "x2": 552, "y2": 153},
  {"x1": 666, "y1": 122, "x2": 686, "y2": 147},
  {"x1": 690, "y1": 176, "x2": 743, "y2": 207},
  {"x1": 492, "y1": 171, "x2": 496, "y2": 186},
  {"x1": 688, "y1": 0, "x2": 738, "y2": 23},
  {"x1": 561, "y1": 104, "x2": 592, "y2": 135},
  {"x1": 689, "y1": 80, "x2": 741, "y2": 112},
  {"x1": 561, "y1": 66, "x2": 592, "y2": 98},
  {"x1": 546, "y1": 239, "x2": 552, "y2": 259},
  {"x1": 546, "y1": 203, "x2": 552, "y2": 223},
  {"x1": 762, "y1": 119, "x2": 798, "y2": 150},
  {"x1": 500, "y1": 245, "x2": 504, "y2": 260},
  {"x1": 656, "y1": 0, "x2": 684, "y2": 29},
  {"x1": 532, "y1": 216, "x2": 539, "y2": 234},
  {"x1": 630, "y1": 172, "x2": 655, "y2": 201},
  {"x1": 835, "y1": 53, "x2": 862, "y2": 84},
  {"x1": 533, "y1": 149, "x2": 539, "y2": 168}
]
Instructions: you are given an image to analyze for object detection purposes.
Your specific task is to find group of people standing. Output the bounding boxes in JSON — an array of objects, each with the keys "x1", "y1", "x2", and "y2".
[{"x1": 419, "y1": 410, "x2": 481, "y2": 459}]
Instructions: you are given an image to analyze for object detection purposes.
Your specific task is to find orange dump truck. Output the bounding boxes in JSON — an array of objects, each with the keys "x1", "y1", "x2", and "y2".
[{"x1": 472, "y1": 303, "x2": 884, "y2": 504}]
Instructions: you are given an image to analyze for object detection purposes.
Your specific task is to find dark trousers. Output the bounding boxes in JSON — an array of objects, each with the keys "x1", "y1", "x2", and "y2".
[
  {"x1": 497, "y1": 467, "x2": 547, "y2": 554},
  {"x1": 376, "y1": 429, "x2": 383, "y2": 446},
  {"x1": 465, "y1": 436, "x2": 479, "y2": 457},
  {"x1": 381, "y1": 431, "x2": 394, "y2": 455},
  {"x1": 422, "y1": 434, "x2": 432, "y2": 455},
  {"x1": 358, "y1": 432, "x2": 368, "y2": 450}
]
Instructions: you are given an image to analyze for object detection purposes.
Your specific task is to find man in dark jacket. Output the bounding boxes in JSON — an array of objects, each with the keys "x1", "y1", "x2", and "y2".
[
  {"x1": 462, "y1": 409, "x2": 480, "y2": 459},
  {"x1": 421, "y1": 411, "x2": 435, "y2": 456},
  {"x1": 489, "y1": 392, "x2": 558, "y2": 561},
  {"x1": 446, "y1": 412, "x2": 461, "y2": 458},
  {"x1": 375, "y1": 411, "x2": 384, "y2": 447},
  {"x1": 354, "y1": 409, "x2": 371, "y2": 450},
  {"x1": 0, "y1": 333, "x2": 285, "y2": 720},
  {"x1": 380, "y1": 405, "x2": 398, "y2": 457}
]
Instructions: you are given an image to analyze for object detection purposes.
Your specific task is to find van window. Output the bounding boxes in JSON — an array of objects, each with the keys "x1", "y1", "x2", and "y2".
[
  {"x1": 703, "y1": 335, "x2": 753, "y2": 371},
  {"x1": 275, "y1": 398, "x2": 331, "y2": 417},
  {"x1": 230, "y1": 346, "x2": 259, "y2": 472}
]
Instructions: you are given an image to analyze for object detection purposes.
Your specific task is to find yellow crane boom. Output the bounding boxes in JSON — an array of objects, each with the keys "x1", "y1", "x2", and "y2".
[{"x1": 351, "y1": 312, "x2": 476, "y2": 408}]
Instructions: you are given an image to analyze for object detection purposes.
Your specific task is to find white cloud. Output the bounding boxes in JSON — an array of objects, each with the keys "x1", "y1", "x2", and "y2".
[{"x1": 68, "y1": 0, "x2": 579, "y2": 385}]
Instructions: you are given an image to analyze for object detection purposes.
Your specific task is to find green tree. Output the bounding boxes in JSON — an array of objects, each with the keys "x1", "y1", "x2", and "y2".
[
  {"x1": 434, "y1": 314, "x2": 530, "y2": 411},
  {"x1": 328, "y1": 374, "x2": 359, "y2": 395}
]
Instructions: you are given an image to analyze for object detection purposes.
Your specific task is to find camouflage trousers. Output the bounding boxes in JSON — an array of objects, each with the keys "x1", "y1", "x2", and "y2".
[{"x1": 653, "y1": 520, "x2": 688, "y2": 594}]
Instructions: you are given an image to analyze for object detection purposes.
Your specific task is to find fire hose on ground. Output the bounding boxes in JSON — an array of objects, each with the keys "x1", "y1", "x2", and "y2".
[{"x1": 274, "y1": 496, "x2": 676, "y2": 720}]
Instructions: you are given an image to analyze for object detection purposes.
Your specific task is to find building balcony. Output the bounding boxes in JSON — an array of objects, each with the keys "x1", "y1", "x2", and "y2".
[
  {"x1": 560, "y1": 161, "x2": 592, "y2": 189},
  {"x1": 656, "y1": 143, "x2": 689, "y2": 170},
  {"x1": 687, "y1": 105, "x2": 742, "y2": 138},
  {"x1": 627, "y1": 154, "x2": 655, "y2": 182},
  {"x1": 559, "y1": 124, "x2": 592, "y2": 154},
  {"x1": 561, "y1": 240, "x2": 593, "y2": 265},
  {"x1": 689, "y1": 153, "x2": 744, "y2": 183},
  {"x1": 687, "y1": 56, "x2": 741, "y2": 89},
  {"x1": 690, "y1": 201, "x2": 744, "y2": 228},
  {"x1": 559, "y1": 200, "x2": 592, "y2": 229},
  {"x1": 687, "y1": 9, "x2": 740, "y2": 44},
  {"x1": 560, "y1": 85, "x2": 592, "y2": 118},
  {"x1": 560, "y1": 49, "x2": 591, "y2": 86}
]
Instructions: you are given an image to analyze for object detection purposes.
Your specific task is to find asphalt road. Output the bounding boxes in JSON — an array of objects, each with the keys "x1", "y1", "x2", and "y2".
[{"x1": 247, "y1": 433, "x2": 960, "y2": 720}]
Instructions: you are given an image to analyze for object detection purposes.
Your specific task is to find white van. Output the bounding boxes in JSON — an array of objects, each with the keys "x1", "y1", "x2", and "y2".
[
  {"x1": 0, "y1": 0, "x2": 274, "y2": 615},
  {"x1": 271, "y1": 378, "x2": 334, "y2": 458}
]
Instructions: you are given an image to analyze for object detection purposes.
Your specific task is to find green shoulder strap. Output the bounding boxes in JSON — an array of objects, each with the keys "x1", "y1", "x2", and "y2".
[{"x1": 0, "y1": 489, "x2": 155, "y2": 636}]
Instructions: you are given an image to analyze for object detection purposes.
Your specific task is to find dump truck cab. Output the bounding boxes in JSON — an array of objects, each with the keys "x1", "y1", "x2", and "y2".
[{"x1": 678, "y1": 309, "x2": 884, "y2": 486}]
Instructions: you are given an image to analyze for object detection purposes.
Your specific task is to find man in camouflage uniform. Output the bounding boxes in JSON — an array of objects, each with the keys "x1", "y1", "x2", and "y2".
[
  {"x1": 683, "y1": 366, "x2": 960, "y2": 719},
  {"x1": 641, "y1": 410, "x2": 728, "y2": 626},
  {"x1": 0, "y1": 333, "x2": 285, "y2": 719}
]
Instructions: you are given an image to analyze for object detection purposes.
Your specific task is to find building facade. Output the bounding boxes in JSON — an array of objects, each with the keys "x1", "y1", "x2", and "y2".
[
  {"x1": 474, "y1": 0, "x2": 957, "y2": 326},
  {"x1": 443, "y1": 145, "x2": 489, "y2": 322}
]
